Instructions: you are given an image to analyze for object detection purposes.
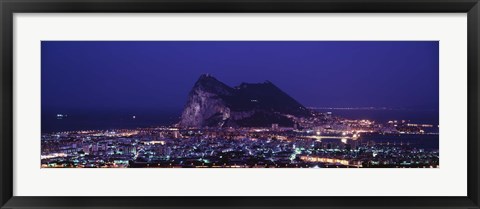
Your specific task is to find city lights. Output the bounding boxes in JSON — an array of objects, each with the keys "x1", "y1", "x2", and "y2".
[{"x1": 41, "y1": 111, "x2": 439, "y2": 168}]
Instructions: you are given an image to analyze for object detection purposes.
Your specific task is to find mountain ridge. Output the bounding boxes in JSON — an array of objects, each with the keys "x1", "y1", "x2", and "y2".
[{"x1": 179, "y1": 74, "x2": 311, "y2": 128}]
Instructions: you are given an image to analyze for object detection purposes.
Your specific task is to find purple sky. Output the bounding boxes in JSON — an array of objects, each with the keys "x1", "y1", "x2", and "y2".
[{"x1": 41, "y1": 41, "x2": 439, "y2": 113}]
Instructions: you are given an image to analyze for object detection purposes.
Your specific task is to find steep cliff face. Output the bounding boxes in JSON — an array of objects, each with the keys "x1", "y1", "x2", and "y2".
[
  {"x1": 179, "y1": 74, "x2": 311, "y2": 128},
  {"x1": 178, "y1": 74, "x2": 233, "y2": 127}
]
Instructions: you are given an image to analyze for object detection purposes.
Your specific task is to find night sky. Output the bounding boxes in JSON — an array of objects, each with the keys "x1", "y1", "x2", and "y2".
[{"x1": 42, "y1": 41, "x2": 439, "y2": 114}]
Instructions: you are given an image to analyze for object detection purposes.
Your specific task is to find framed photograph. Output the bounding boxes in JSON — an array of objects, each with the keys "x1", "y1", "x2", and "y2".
[{"x1": 1, "y1": 0, "x2": 479, "y2": 208}]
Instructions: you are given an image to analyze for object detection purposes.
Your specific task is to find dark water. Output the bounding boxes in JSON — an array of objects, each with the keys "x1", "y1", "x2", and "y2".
[
  {"x1": 327, "y1": 109, "x2": 439, "y2": 125},
  {"x1": 41, "y1": 110, "x2": 181, "y2": 133},
  {"x1": 321, "y1": 134, "x2": 439, "y2": 150},
  {"x1": 360, "y1": 134, "x2": 438, "y2": 149},
  {"x1": 42, "y1": 109, "x2": 438, "y2": 134}
]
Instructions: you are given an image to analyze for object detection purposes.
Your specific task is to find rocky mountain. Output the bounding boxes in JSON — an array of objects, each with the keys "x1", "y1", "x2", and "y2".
[{"x1": 178, "y1": 74, "x2": 311, "y2": 128}]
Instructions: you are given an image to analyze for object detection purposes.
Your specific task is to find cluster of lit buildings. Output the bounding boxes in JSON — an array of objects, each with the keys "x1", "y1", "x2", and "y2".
[{"x1": 41, "y1": 112, "x2": 439, "y2": 168}]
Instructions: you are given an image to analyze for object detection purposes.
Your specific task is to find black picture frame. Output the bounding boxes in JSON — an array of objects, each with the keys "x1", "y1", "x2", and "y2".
[{"x1": 1, "y1": 0, "x2": 479, "y2": 208}]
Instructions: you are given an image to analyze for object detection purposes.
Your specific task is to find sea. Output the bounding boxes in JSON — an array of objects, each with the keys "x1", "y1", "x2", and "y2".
[
  {"x1": 41, "y1": 110, "x2": 181, "y2": 133},
  {"x1": 328, "y1": 109, "x2": 439, "y2": 125},
  {"x1": 41, "y1": 109, "x2": 439, "y2": 134},
  {"x1": 316, "y1": 108, "x2": 439, "y2": 150}
]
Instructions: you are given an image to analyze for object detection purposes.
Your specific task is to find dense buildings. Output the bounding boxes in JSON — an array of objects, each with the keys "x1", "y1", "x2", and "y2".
[{"x1": 41, "y1": 111, "x2": 439, "y2": 168}]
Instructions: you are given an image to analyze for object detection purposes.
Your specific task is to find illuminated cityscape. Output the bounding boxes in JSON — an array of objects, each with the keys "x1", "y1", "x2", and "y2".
[
  {"x1": 41, "y1": 111, "x2": 439, "y2": 168},
  {"x1": 41, "y1": 41, "x2": 439, "y2": 168}
]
